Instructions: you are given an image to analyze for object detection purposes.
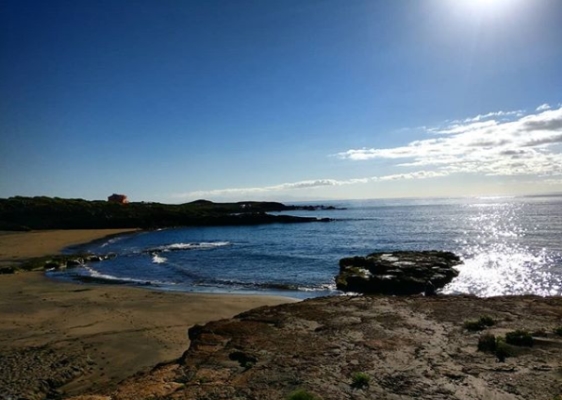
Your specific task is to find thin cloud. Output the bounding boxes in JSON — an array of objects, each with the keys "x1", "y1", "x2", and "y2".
[
  {"x1": 536, "y1": 103, "x2": 551, "y2": 111},
  {"x1": 460, "y1": 109, "x2": 524, "y2": 123},
  {"x1": 338, "y1": 105, "x2": 562, "y2": 179},
  {"x1": 173, "y1": 171, "x2": 445, "y2": 199},
  {"x1": 176, "y1": 179, "x2": 347, "y2": 199}
]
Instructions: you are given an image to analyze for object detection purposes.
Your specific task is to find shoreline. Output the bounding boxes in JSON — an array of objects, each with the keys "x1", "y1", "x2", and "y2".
[
  {"x1": 0, "y1": 230, "x2": 296, "y2": 398},
  {"x1": 0, "y1": 228, "x2": 139, "y2": 266}
]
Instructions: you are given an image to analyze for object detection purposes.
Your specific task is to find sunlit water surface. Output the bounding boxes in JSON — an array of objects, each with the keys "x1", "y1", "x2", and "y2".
[{"x1": 49, "y1": 196, "x2": 562, "y2": 299}]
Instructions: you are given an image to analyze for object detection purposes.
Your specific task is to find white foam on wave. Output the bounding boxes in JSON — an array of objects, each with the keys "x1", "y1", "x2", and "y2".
[
  {"x1": 297, "y1": 283, "x2": 338, "y2": 292},
  {"x1": 152, "y1": 254, "x2": 167, "y2": 264},
  {"x1": 156, "y1": 241, "x2": 231, "y2": 251},
  {"x1": 101, "y1": 236, "x2": 123, "y2": 248},
  {"x1": 83, "y1": 265, "x2": 172, "y2": 286}
]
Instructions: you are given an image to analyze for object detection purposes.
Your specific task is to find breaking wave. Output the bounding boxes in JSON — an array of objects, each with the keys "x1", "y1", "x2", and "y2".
[
  {"x1": 79, "y1": 265, "x2": 171, "y2": 286},
  {"x1": 151, "y1": 254, "x2": 167, "y2": 264},
  {"x1": 147, "y1": 241, "x2": 231, "y2": 253}
]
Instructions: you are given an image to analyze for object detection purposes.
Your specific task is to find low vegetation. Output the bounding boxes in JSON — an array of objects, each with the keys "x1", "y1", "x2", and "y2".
[
  {"x1": 477, "y1": 333, "x2": 497, "y2": 353},
  {"x1": 351, "y1": 372, "x2": 370, "y2": 388},
  {"x1": 505, "y1": 330, "x2": 534, "y2": 347},
  {"x1": 287, "y1": 389, "x2": 319, "y2": 400},
  {"x1": 0, "y1": 196, "x2": 322, "y2": 230},
  {"x1": 476, "y1": 329, "x2": 534, "y2": 362},
  {"x1": 554, "y1": 326, "x2": 562, "y2": 336},
  {"x1": 476, "y1": 333, "x2": 513, "y2": 362},
  {"x1": 463, "y1": 315, "x2": 496, "y2": 331},
  {"x1": 494, "y1": 338, "x2": 514, "y2": 362}
]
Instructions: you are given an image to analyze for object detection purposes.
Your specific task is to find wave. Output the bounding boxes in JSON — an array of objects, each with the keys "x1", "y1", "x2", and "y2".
[
  {"x1": 146, "y1": 241, "x2": 231, "y2": 253},
  {"x1": 78, "y1": 265, "x2": 171, "y2": 286},
  {"x1": 298, "y1": 283, "x2": 338, "y2": 292},
  {"x1": 152, "y1": 254, "x2": 167, "y2": 264},
  {"x1": 100, "y1": 235, "x2": 129, "y2": 248}
]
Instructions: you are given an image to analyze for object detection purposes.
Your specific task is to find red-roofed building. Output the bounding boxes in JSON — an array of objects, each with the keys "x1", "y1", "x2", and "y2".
[{"x1": 108, "y1": 194, "x2": 128, "y2": 204}]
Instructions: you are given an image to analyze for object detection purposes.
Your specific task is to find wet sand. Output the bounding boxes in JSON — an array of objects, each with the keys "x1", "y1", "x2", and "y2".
[
  {"x1": 0, "y1": 229, "x2": 138, "y2": 265},
  {"x1": 0, "y1": 230, "x2": 295, "y2": 397}
]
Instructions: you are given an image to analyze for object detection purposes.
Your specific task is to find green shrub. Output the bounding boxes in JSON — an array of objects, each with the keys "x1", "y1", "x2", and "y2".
[
  {"x1": 505, "y1": 330, "x2": 533, "y2": 347},
  {"x1": 287, "y1": 389, "x2": 319, "y2": 400},
  {"x1": 351, "y1": 372, "x2": 370, "y2": 388},
  {"x1": 554, "y1": 326, "x2": 562, "y2": 336},
  {"x1": 477, "y1": 333, "x2": 497, "y2": 353},
  {"x1": 464, "y1": 316, "x2": 496, "y2": 332},
  {"x1": 479, "y1": 315, "x2": 495, "y2": 327},
  {"x1": 464, "y1": 320, "x2": 484, "y2": 331},
  {"x1": 495, "y1": 339, "x2": 513, "y2": 362}
]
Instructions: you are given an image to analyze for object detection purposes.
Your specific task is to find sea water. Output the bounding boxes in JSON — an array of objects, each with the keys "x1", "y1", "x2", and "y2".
[{"x1": 49, "y1": 195, "x2": 562, "y2": 299}]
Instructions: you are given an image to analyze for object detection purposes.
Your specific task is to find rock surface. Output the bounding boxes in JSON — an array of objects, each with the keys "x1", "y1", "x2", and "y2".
[
  {"x1": 336, "y1": 251, "x2": 462, "y2": 294},
  {"x1": 9, "y1": 253, "x2": 117, "y2": 274},
  {"x1": 66, "y1": 295, "x2": 562, "y2": 400}
]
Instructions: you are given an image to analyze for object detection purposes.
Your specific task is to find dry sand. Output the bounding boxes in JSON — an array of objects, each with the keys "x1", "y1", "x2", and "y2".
[{"x1": 0, "y1": 230, "x2": 295, "y2": 398}]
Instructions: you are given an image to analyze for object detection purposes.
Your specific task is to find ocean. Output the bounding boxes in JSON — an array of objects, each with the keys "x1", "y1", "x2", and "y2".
[{"x1": 49, "y1": 195, "x2": 562, "y2": 299}]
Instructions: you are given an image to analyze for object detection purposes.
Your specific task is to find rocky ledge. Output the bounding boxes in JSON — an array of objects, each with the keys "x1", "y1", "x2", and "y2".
[
  {"x1": 65, "y1": 295, "x2": 562, "y2": 400},
  {"x1": 336, "y1": 251, "x2": 462, "y2": 295},
  {"x1": 0, "y1": 253, "x2": 116, "y2": 274}
]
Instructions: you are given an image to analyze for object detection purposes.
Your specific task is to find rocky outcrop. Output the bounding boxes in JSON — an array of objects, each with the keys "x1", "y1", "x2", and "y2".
[
  {"x1": 10, "y1": 253, "x2": 117, "y2": 273},
  {"x1": 336, "y1": 251, "x2": 462, "y2": 295},
  {"x1": 72, "y1": 295, "x2": 562, "y2": 400}
]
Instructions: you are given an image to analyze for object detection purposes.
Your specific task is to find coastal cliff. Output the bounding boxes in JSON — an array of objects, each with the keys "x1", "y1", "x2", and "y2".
[{"x1": 56, "y1": 295, "x2": 562, "y2": 400}]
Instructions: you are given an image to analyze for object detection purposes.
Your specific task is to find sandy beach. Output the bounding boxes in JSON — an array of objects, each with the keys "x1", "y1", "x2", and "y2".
[{"x1": 0, "y1": 230, "x2": 295, "y2": 398}]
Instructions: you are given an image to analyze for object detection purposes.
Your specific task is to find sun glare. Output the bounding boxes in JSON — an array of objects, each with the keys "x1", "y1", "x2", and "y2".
[
  {"x1": 458, "y1": 0, "x2": 520, "y2": 13},
  {"x1": 440, "y1": 0, "x2": 527, "y2": 25}
]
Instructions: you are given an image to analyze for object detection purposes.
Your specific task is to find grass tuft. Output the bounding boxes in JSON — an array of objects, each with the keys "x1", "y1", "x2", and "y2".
[
  {"x1": 351, "y1": 372, "x2": 370, "y2": 388},
  {"x1": 463, "y1": 315, "x2": 496, "y2": 332},
  {"x1": 287, "y1": 389, "x2": 319, "y2": 400}
]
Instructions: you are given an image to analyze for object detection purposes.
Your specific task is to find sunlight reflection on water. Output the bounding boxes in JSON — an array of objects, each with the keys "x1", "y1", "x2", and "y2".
[{"x1": 444, "y1": 201, "x2": 561, "y2": 296}]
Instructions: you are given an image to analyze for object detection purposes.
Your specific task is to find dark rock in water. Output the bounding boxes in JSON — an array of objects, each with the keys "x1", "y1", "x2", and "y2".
[
  {"x1": 15, "y1": 252, "x2": 116, "y2": 273},
  {"x1": 44, "y1": 260, "x2": 67, "y2": 270},
  {"x1": 335, "y1": 250, "x2": 462, "y2": 295},
  {"x1": 0, "y1": 266, "x2": 15, "y2": 274},
  {"x1": 66, "y1": 258, "x2": 83, "y2": 266}
]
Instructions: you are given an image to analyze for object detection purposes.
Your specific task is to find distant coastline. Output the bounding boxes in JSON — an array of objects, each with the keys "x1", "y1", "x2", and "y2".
[{"x1": 0, "y1": 196, "x2": 333, "y2": 231}]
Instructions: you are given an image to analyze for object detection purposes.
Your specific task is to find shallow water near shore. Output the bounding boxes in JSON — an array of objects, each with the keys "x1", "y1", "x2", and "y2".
[{"x1": 49, "y1": 195, "x2": 562, "y2": 299}]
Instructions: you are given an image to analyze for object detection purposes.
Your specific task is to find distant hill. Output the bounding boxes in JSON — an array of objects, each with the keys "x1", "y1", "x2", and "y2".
[{"x1": 0, "y1": 196, "x2": 326, "y2": 230}]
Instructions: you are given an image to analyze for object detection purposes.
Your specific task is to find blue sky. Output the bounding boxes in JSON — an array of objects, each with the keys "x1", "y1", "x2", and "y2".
[{"x1": 1, "y1": 0, "x2": 561, "y2": 202}]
